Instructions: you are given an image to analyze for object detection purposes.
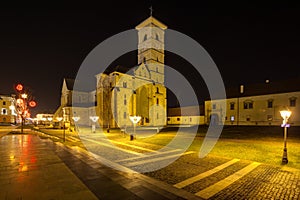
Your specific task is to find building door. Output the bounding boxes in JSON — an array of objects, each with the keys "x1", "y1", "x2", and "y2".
[{"x1": 210, "y1": 114, "x2": 219, "y2": 126}]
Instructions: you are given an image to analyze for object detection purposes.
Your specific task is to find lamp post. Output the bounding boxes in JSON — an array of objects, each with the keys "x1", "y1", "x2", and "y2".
[
  {"x1": 280, "y1": 110, "x2": 292, "y2": 164},
  {"x1": 89, "y1": 116, "x2": 99, "y2": 133},
  {"x1": 129, "y1": 116, "x2": 141, "y2": 141},
  {"x1": 47, "y1": 117, "x2": 53, "y2": 126},
  {"x1": 72, "y1": 116, "x2": 80, "y2": 132},
  {"x1": 56, "y1": 117, "x2": 64, "y2": 141}
]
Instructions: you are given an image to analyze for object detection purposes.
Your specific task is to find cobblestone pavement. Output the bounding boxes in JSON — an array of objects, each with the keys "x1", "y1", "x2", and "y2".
[
  {"x1": 0, "y1": 133, "x2": 202, "y2": 199},
  {"x1": 75, "y1": 132, "x2": 300, "y2": 199},
  {"x1": 212, "y1": 165, "x2": 300, "y2": 200},
  {"x1": 31, "y1": 129, "x2": 300, "y2": 199}
]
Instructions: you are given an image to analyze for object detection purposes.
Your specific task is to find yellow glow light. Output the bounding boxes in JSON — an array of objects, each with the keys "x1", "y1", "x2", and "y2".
[{"x1": 21, "y1": 93, "x2": 28, "y2": 99}]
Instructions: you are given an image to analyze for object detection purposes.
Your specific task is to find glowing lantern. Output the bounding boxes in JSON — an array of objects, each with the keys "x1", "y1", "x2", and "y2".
[
  {"x1": 16, "y1": 84, "x2": 23, "y2": 91},
  {"x1": 29, "y1": 100, "x2": 37, "y2": 108}
]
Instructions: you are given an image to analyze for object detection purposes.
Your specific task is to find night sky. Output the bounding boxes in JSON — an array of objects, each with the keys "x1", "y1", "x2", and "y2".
[{"x1": 0, "y1": 2, "x2": 299, "y2": 116}]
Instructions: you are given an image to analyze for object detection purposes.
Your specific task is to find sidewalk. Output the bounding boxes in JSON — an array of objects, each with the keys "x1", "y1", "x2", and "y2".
[
  {"x1": 0, "y1": 133, "x2": 201, "y2": 200},
  {"x1": 0, "y1": 134, "x2": 98, "y2": 200}
]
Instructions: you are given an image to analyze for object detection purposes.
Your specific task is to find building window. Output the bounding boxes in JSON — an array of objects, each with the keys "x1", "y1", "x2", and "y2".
[
  {"x1": 249, "y1": 102, "x2": 253, "y2": 109},
  {"x1": 123, "y1": 82, "x2": 127, "y2": 88},
  {"x1": 212, "y1": 104, "x2": 216, "y2": 109},
  {"x1": 230, "y1": 116, "x2": 235, "y2": 121},
  {"x1": 3, "y1": 101, "x2": 6, "y2": 106},
  {"x1": 123, "y1": 112, "x2": 127, "y2": 119},
  {"x1": 267, "y1": 100, "x2": 273, "y2": 108},
  {"x1": 190, "y1": 118, "x2": 192, "y2": 122},
  {"x1": 157, "y1": 98, "x2": 159, "y2": 105},
  {"x1": 1, "y1": 108, "x2": 7, "y2": 115},
  {"x1": 167, "y1": 118, "x2": 170, "y2": 121},
  {"x1": 143, "y1": 34, "x2": 147, "y2": 41},
  {"x1": 177, "y1": 117, "x2": 180, "y2": 121},
  {"x1": 156, "y1": 87, "x2": 159, "y2": 93},
  {"x1": 156, "y1": 33, "x2": 159, "y2": 41},
  {"x1": 230, "y1": 103, "x2": 235, "y2": 110},
  {"x1": 143, "y1": 57, "x2": 146, "y2": 63},
  {"x1": 246, "y1": 117, "x2": 251, "y2": 121},
  {"x1": 267, "y1": 115, "x2": 273, "y2": 121},
  {"x1": 244, "y1": 101, "x2": 253, "y2": 109},
  {"x1": 290, "y1": 98, "x2": 296, "y2": 107}
]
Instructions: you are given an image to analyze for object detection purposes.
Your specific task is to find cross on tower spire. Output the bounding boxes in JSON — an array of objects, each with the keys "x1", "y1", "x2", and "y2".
[{"x1": 149, "y1": 6, "x2": 153, "y2": 16}]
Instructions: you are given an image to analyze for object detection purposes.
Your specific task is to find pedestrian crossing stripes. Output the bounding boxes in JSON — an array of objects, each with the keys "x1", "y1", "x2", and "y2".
[
  {"x1": 124, "y1": 151, "x2": 195, "y2": 167},
  {"x1": 115, "y1": 149, "x2": 182, "y2": 163},
  {"x1": 81, "y1": 137, "x2": 142, "y2": 155},
  {"x1": 195, "y1": 162, "x2": 261, "y2": 199},
  {"x1": 174, "y1": 158, "x2": 240, "y2": 189},
  {"x1": 64, "y1": 135, "x2": 262, "y2": 199}
]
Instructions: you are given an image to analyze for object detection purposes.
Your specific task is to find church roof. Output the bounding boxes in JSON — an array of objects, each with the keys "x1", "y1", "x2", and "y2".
[
  {"x1": 65, "y1": 78, "x2": 75, "y2": 91},
  {"x1": 135, "y1": 16, "x2": 167, "y2": 30},
  {"x1": 104, "y1": 65, "x2": 132, "y2": 75},
  {"x1": 64, "y1": 78, "x2": 95, "y2": 92}
]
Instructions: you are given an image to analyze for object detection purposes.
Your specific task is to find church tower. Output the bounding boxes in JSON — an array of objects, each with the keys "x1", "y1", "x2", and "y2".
[{"x1": 135, "y1": 16, "x2": 167, "y2": 84}]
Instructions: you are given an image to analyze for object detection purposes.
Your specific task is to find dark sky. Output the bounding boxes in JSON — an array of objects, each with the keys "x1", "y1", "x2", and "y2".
[{"x1": 0, "y1": 2, "x2": 299, "y2": 116}]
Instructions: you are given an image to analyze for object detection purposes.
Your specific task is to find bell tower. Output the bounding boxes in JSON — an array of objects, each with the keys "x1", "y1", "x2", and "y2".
[{"x1": 135, "y1": 16, "x2": 167, "y2": 84}]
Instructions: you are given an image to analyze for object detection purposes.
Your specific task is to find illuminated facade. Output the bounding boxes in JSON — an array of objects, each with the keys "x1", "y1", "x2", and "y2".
[
  {"x1": 0, "y1": 95, "x2": 17, "y2": 124},
  {"x1": 205, "y1": 81, "x2": 300, "y2": 126},
  {"x1": 55, "y1": 16, "x2": 167, "y2": 129},
  {"x1": 96, "y1": 16, "x2": 167, "y2": 128}
]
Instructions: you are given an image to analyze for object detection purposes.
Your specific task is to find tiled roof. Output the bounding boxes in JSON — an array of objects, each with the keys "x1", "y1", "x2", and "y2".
[{"x1": 168, "y1": 105, "x2": 204, "y2": 116}]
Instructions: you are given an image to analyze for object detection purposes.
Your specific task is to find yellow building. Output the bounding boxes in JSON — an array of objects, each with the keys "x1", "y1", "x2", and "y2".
[
  {"x1": 205, "y1": 80, "x2": 300, "y2": 126},
  {"x1": 55, "y1": 16, "x2": 168, "y2": 129},
  {"x1": 167, "y1": 106, "x2": 204, "y2": 126},
  {"x1": 0, "y1": 95, "x2": 17, "y2": 124},
  {"x1": 96, "y1": 16, "x2": 167, "y2": 129}
]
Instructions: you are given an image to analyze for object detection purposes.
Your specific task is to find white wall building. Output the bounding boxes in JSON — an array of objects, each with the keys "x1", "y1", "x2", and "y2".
[{"x1": 205, "y1": 80, "x2": 300, "y2": 126}]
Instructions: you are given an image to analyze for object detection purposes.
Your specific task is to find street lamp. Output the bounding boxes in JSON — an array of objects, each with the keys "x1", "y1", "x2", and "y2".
[
  {"x1": 56, "y1": 117, "x2": 65, "y2": 141},
  {"x1": 129, "y1": 116, "x2": 141, "y2": 141},
  {"x1": 72, "y1": 116, "x2": 80, "y2": 132},
  {"x1": 89, "y1": 116, "x2": 99, "y2": 133},
  {"x1": 280, "y1": 110, "x2": 292, "y2": 164}
]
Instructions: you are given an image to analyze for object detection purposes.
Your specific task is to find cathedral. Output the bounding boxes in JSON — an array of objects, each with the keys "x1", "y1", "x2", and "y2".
[{"x1": 55, "y1": 15, "x2": 168, "y2": 129}]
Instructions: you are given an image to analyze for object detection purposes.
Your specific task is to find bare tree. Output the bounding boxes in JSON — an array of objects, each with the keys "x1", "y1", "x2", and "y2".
[{"x1": 14, "y1": 83, "x2": 37, "y2": 133}]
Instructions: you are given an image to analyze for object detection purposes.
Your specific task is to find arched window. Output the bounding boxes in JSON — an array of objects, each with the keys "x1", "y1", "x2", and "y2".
[
  {"x1": 143, "y1": 57, "x2": 146, "y2": 63},
  {"x1": 156, "y1": 33, "x2": 159, "y2": 41},
  {"x1": 144, "y1": 34, "x2": 147, "y2": 41}
]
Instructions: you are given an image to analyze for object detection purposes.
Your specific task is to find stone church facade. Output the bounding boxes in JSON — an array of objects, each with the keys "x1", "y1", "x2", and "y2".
[
  {"x1": 95, "y1": 16, "x2": 167, "y2": 129},
  {"x1": 55, "y1": 16, "x2": 167, "y2": 129}
]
